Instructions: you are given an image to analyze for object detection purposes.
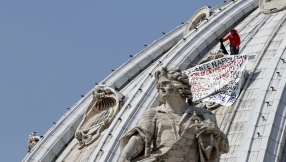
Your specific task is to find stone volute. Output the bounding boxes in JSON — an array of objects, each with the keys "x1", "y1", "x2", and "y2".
[{"x1": 75, "y1": 85, "x2": 124, "y2": 150}]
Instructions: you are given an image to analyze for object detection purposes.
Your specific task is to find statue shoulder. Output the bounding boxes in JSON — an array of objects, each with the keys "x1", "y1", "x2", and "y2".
[{"x1": 140, "y1": 105, "x2": 164, "y2": 120}]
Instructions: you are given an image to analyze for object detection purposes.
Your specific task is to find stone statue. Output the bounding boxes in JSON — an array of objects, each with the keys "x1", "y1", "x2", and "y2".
[
  {"x1": 28, "y1": 132, "x2": 41, "y2": 152},
  {"x1": 120, "y1": 67, "x2": 229, "y2": 162}
]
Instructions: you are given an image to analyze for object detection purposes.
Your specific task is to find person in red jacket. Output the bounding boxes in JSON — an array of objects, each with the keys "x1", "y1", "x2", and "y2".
[{"x1": 221, "y1": 28, "x2": 241, "y2": 55}]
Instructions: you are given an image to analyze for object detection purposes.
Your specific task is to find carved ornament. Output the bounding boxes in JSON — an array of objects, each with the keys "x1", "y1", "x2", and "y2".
[{"x1": 75, "y1": 85, "x2": 124, "y2": 150}]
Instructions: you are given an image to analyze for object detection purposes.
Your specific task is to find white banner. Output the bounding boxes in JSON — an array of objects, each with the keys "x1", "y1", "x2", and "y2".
[{"x1": 183, "y1": 55, "x2": 248, "y2": 106}]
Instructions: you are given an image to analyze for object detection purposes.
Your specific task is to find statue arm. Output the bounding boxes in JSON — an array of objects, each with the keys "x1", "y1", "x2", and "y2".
[
  {"x1": 211, "y1": 114, "x2": 229, "y2": 153},
  {"x1": 213, "y1": 129, "x2": 229, "y2": 153},
  {"x1": 197, "y1": 113, "x2": 229, "y2": 153},
  {"x1": 120, "y1": 109, "x2": 156, "y2": 161},
  {"x1": 120, "y1": 134, "x2": 145, "y2": 162}
]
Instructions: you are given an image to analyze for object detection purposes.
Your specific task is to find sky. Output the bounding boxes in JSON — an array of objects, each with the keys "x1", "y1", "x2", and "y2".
[{"x1": 0, "y1": 1, "x2": 224, "y2": 161}]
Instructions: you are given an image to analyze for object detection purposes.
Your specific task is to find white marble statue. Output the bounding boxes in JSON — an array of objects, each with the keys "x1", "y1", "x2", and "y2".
[
  {"x1": 28, "y1": 132, "x2": 41, "y2": 152},
  {"x1": 120, "y1": 67, "x2": 229, "y2": 162}
]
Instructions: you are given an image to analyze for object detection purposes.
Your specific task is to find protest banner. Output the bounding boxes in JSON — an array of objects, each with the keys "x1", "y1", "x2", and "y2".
[{"x1": 183, "y1": 54, "x2": 248, "y2": 106}]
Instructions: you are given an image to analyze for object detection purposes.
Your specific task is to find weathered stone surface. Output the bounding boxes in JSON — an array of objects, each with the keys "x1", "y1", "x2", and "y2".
[
  {"x1": 199, "y1": 50, "x2": 225, "y2": 65},
  {"x1": 120, "y1": 67, "x2": 229, "y2": 162}
]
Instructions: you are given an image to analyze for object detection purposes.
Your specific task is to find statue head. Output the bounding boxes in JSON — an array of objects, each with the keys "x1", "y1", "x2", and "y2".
[
  {"x1": 92, "y1": 86, "x2": 106, "y2": 102},
  {"x1": 90, "y1": 86, "x2": 116, "y2": 111},
  {"x1": 154, "y1": 67, "x2": 192, "y2": 101},
  {"x1": 30, "y1": 132, "x2": 36, "y2": 137}
]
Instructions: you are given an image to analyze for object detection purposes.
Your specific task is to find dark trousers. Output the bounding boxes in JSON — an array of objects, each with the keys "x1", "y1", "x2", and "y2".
[{"x1": 230, "y1": 45, "x2": 239, "y2": 55}]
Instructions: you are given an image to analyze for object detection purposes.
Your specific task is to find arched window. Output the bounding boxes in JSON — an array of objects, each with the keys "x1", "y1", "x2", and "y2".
[{"x1": 184, "y1": 7, "x2": 210, "y2": 36}]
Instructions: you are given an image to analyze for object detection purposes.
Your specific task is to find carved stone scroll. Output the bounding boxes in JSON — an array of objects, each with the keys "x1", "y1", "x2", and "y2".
[{"x1": 75, "y1": 85, "x2": 124, "y2": 150}]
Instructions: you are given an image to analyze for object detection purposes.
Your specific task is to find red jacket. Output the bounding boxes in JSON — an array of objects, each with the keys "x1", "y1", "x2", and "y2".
[{"x1": 223, "y1": 29, "x2": 241, "y2": 47}]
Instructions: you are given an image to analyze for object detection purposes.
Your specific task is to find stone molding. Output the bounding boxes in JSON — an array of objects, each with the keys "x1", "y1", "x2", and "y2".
[{"x1": 183, "y1": 6, "x2": 210, "y2": 36}]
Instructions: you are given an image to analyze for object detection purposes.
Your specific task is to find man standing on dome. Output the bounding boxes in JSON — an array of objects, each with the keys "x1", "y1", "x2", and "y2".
[{"x1": 220, "y1": 28, "x2": 241, "y2": 55}]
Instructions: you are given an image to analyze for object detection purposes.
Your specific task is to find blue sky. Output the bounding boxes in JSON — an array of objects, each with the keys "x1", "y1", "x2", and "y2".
[{"x1": 0, "y1": 1, "x2": 223, "y2": 161}]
